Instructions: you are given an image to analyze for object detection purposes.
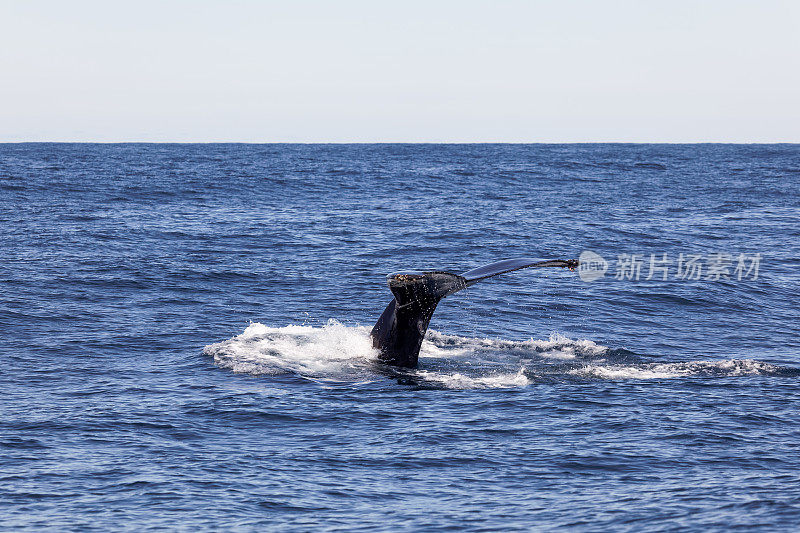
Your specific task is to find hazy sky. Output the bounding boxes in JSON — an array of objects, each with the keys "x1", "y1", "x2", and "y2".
[{"x1": 1, "y1": 0, "x2": 798, "y2": 142}]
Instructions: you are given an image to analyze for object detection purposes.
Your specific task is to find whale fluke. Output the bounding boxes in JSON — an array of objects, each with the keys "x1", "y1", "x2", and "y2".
[{"x1": 371, "y1": 258, "x2": 578, "y2": 368}]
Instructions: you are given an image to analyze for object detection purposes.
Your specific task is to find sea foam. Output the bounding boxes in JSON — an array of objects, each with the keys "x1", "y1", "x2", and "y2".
[{"x1": 205, "y1": 322, "x2": 787, "y2": 388}]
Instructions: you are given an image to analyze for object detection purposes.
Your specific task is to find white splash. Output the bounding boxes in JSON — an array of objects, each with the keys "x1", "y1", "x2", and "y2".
[{"x1": 203, "y1": 320, "x2": 378, "y2": 377}]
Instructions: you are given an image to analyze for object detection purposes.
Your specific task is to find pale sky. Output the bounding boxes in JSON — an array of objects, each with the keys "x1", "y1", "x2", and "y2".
[{"x1": 1, "y1": 0, "x2": 798, "y2": 142}]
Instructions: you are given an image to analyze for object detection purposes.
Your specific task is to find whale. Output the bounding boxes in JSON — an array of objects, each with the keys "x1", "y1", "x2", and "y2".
[{"x1": 370, "y1": 258, "x2": 579, "y2": 368}]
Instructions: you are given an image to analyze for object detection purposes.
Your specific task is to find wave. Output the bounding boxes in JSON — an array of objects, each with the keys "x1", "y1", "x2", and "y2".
[{"x1": 203, "y1": 321, "x2": 794, "y2": 389}]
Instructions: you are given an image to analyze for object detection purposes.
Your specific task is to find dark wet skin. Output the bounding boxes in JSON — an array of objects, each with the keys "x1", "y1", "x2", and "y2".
[{"x1": 370, "y1": 258, "x2": 578, "y2": 368}]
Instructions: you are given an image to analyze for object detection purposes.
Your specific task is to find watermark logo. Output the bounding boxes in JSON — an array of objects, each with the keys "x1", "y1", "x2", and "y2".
[
  {"x1": 577, "y1": 251, "x2": 761, "y2": 282},
  {"x1": 578, "y1": 250, "x2": 608, "y2": 282}
]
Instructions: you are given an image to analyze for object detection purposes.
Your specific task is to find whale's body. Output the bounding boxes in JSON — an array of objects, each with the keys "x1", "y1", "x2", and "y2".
[{"x1": 370, "y1": 258, "x2": 578, "y2": 368}]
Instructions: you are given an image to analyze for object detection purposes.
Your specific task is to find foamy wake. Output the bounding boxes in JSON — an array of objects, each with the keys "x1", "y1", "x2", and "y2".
[
  {"x1": 422, "y1": 330, "x2": 607, "y2": 360},
  {"x1": 411, "y1": 368, "x2": 532, "y2": 389},
  {"x1": 203, "y1": 321, "x2": 787, "y2": 389},
  {"x1": 569, "y1": 360, "x2": 780, "y2": 380}
]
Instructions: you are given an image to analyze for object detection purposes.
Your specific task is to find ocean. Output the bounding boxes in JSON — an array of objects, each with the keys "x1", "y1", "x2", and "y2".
[{"x1": 2, "y1": 143, "x2": 799, "y2": 530}]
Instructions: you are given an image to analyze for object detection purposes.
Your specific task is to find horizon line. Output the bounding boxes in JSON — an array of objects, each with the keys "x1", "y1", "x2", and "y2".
[{"x1": 1, "y1": 140, "x2": 799, "y2": 145}]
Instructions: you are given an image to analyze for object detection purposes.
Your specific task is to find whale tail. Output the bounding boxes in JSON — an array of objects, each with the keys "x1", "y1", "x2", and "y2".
[{"x1": 370, "y1": 258, "x2": 578, "y2": 368}]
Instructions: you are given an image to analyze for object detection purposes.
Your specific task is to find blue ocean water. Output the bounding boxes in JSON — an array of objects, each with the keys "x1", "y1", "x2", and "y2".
[{"x1": 1, "y1": 143, "x2": 799, "y2": 531}]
